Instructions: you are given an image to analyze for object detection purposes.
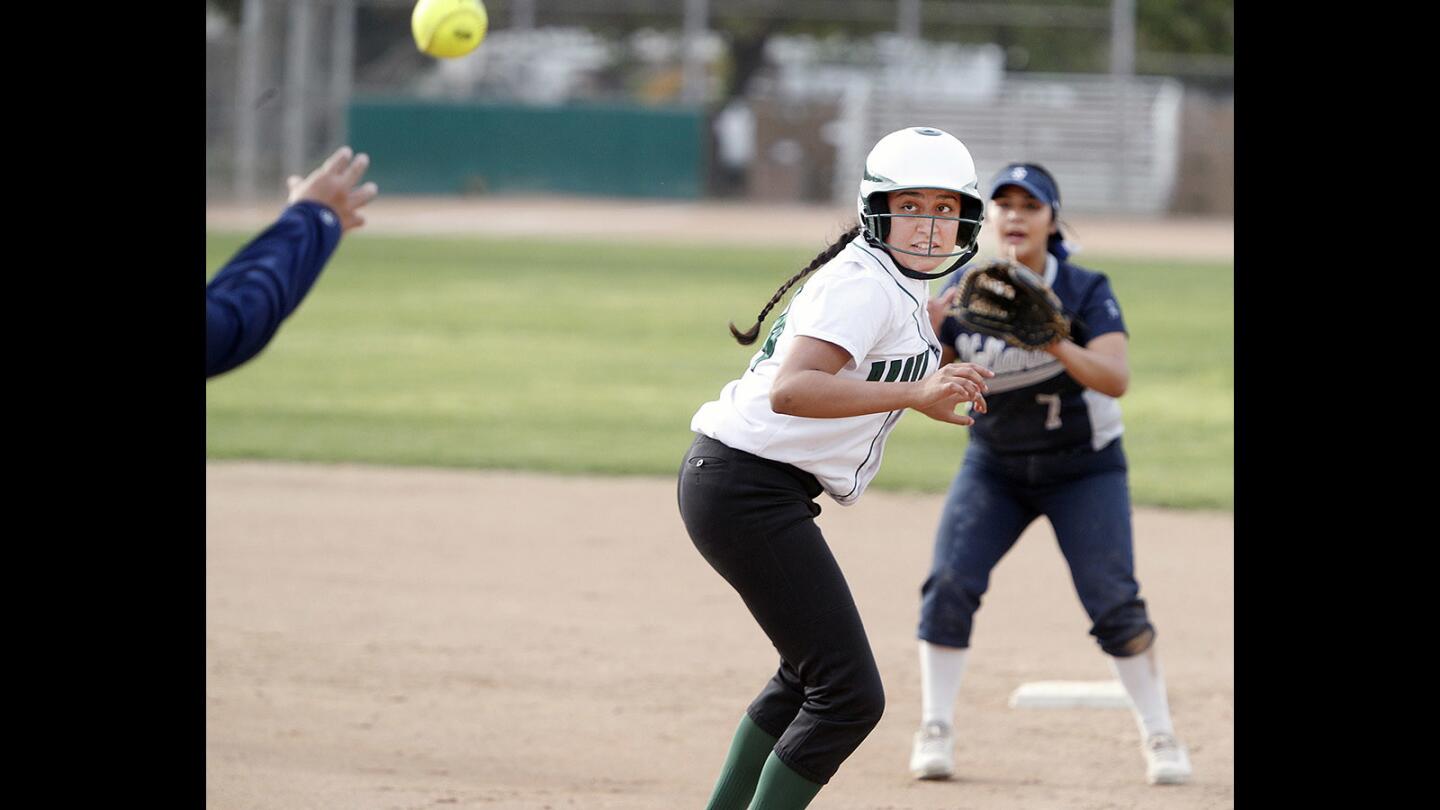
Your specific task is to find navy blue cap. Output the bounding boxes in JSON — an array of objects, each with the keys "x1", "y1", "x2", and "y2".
[{"x1": 989, "y1": 163, "x2": 1061, "y2": 210}]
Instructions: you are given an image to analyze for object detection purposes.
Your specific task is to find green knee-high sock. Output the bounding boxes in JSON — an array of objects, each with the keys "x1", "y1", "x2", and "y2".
[
  {"x1": 705, "y1": 715, "x2": 780, "y2": 810},
  {"x1": 747, "y1": 751, "x2": 823, "y2": 810}
]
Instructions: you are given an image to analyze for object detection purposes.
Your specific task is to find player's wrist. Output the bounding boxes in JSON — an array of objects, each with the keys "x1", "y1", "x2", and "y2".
[
  {"x1": 287, "y1": 199, "x2": 344, "y2": 233},
  {"x1": 290, "y1": 198, "x2": 338, "y2": 217},
  {"x1": 900, "y1": 380, "x2": 927, "y2": 410}
]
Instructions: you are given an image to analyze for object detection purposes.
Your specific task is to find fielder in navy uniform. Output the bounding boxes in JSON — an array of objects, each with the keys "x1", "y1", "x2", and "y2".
[
  {"x1": 206, "y1": 146, "x2": 377, "y2": 379},
  {"x1": 678, "y1": 127, "x2": 995, "y2": 810},
  {"x1": 907, "y1": 162, "x2": 1192, "y2": 786}
]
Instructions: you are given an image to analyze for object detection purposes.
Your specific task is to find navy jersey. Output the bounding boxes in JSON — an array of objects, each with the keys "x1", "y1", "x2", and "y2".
[
  {"x1": 206, "y1": 201, "x2": 343, "y2": 379},
  {"x1": 939, "y1": 254, "x2": 1127, "y2": 454}
]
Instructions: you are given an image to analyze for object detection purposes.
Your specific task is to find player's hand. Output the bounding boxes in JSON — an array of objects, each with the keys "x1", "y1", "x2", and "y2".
[
  {"x1": 911, "y1": 362, "x2": 993, "y2": 425},
  {"x1": 286, "y1": 145, "x2": 379, "y2": 233},
  {"x1": 926, "y1": 287, "x2": 958, "y2": 335}
]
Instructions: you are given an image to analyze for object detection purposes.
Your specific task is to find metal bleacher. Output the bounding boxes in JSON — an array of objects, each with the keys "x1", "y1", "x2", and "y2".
[{"x1": 835, "y1": 73, "x2": 1184, "y2": 215}]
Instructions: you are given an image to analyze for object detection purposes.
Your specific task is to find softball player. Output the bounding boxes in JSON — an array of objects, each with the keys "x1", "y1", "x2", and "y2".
[
  {"x1": 907, "y1": 162, "x2": 1192, "y2": 786},
  {"x1": 678, "y1": 127, "x2": 995, "y2": 810}
]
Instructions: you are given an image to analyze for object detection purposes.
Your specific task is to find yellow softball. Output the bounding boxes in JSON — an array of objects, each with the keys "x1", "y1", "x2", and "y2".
[{"x1": 412, "y1": 0, "x2": 488, "y2": 59}]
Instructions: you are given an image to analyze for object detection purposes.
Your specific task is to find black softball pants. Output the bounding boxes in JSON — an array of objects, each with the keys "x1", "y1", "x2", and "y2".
[{"x1": 677, "y1": 433, "x2": 885, "y2": 785}]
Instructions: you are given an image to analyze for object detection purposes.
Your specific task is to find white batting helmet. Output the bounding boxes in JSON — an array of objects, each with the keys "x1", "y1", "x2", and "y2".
[{"x1": 857, "y1": 126, "x2": 985, "y2": 279}]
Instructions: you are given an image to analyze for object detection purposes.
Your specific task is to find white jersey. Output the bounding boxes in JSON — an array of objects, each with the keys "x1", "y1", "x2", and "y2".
[{"x1": 692, "y1": 237, "x2": 941, "y2": 505}]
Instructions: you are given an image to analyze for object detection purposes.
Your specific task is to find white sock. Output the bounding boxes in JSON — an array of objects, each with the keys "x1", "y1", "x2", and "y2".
[
  {"x1": 1109, "y1": 648, "x2": 1175, "y2": 739},
  {"x1": 919, "y1": 641, "x2": 968, "y2": 727}
]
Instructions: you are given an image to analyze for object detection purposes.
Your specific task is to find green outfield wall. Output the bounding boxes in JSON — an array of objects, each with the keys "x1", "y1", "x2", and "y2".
[{"x1": 348, "y1": 99, "x2": 706, "y2": 198}]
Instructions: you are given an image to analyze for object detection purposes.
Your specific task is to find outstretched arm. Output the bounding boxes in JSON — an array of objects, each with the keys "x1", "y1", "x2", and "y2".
[{"x1": 205, "y1": 147, "x2": 377, "y2": 379}]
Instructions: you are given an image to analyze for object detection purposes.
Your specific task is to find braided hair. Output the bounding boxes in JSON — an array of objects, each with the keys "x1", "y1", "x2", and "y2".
[{"x1": 729, "y1": 224, "x2": 863, "y2": 345}]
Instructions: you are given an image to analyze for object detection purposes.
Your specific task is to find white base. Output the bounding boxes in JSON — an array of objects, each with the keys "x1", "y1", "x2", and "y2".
[{"x1": 1008, "y1": 680, "x2": 1132, "y2": 709}]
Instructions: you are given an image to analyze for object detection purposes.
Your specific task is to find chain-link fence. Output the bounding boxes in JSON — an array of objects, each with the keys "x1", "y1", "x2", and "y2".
[{"x1": 205, "y1": 0, "x2": 1232, "y2": 213}]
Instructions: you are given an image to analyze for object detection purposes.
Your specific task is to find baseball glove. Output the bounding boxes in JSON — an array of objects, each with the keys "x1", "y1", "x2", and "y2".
[{"x1": 950, "y1": 258, "x2": 1070, "y2": 350}]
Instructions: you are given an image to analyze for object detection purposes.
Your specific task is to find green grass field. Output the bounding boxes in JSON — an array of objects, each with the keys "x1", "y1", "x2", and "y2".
[{"x1": 206, "y1": 233, "x2": 1233, "y2": 510}]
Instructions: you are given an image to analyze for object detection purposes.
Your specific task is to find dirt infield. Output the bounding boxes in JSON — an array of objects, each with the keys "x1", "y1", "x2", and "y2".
[
  {"x1": 206, "y1": 196, "x2": 1233, "y2": 261},
  {"x1": 206, "y1": 461, "x2": 1234, "y2": 809}
]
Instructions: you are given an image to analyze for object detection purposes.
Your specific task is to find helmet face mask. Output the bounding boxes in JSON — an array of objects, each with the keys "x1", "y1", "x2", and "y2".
[
  {"x1": 860, "y1": 192, "x2": 984, "y2": 258},
  {"x1": 856, "y1": 127, "x2": 985, "y2": 280}
]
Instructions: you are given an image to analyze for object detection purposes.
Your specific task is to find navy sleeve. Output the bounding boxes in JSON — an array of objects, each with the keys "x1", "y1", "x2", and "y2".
[
  {"x1": 936, "y1": 270, "x2": 963, "y2": 348},
  {"x1": 205, "y1": 201, "x2": 343, "y2": 379},
  {"x1": 1077, "y1": 273, "x2": 1127, "y2": 342},
  {"x1": 939, "y1": 311, "x2": 959, "y2": 347}
]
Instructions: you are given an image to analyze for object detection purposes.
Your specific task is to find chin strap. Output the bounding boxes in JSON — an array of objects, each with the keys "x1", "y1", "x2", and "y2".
[
  {"x1": 890, "y1": 245, "x2": 975, "y2": 281},
  {"x1": 863, "y1": 226, "x2": 976, "y2": 281}
]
